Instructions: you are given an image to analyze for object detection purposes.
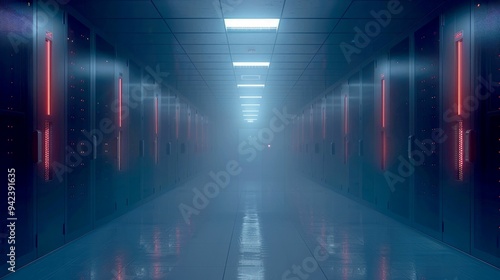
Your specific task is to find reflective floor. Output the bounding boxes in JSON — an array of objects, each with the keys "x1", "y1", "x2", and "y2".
[{"x1": 4, "y1": 173, "x2": 500, "y2": 280}]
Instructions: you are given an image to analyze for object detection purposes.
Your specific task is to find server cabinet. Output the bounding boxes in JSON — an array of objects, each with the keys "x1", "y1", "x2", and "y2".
[
  {"x1": 141, "y1": 72, "x2": 156, "y2": 198},
  {"x1": 386, "y1": 38, "x2": 411, "y2": 219},
  {"x1": 361, "y1": 62, "x2": 376, "y2": 204},
  {"x1": 0, "y1": 1, "x2": 35, "y2": 274},
  {"x1": 312, "y1": 100, "x2": 323, "y2": 180},
  {"x1": 348, "y1": 73, "x2": 361, "y2": 197},
  {"x1": 413, "y1": 17, "x2": 441, "y2": 236},
  {"x1": 473, "y1": 0, "x2": 500, "y2": 262},
  {"x1": 113, "y1": 55, "x2": 130, "y2": 212},
  {"x1": 127, "y1": 61, "x2": 142, "y2": 206},
  {"x1": 178, "y1": 101, "x2": 189, "y2": 181},
  {"x1": 94, "y1": 35, "x2": 117, "y2": 222},
  {"x1": 323, "y1": 92, "x2": 335, "y2": 187},
  {"x1": 165, "y1": 92, "x2": 176, "y2": 189},
  {"x1": 441, "y1": 3, "x2": 472, "y2": 253},
  {"x1": 35, "y1": 6, "x2": 66, "y2": 257},
  {"x1": 331, "y1": 85, "x2": 348, "y2": 190},
  {"x1": 65, "y1": 15, "x2": 91, "y2": 240}
]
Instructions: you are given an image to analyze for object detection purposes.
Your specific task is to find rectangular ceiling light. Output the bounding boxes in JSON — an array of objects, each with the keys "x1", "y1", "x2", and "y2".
[
  {"x1": 224, "y1": 19, "x2": 280, "y2": 30},
  {"x1": 245, "y1": 119, "x2": 258, "y2": 122},
  {"x1": 237, "y1": 84, "x2": 265, "y2": 88},
  {"x1": 233, "y1": 62, "x2": 270, "y2": 68},
  {"x1": 241, "y1": 75, "x2": 261, "y2": 80},
  {"x1": 240, "y1": 95, "x2": 262, "y2": 99},
  {"x1": 247, "y1": 120, "x2": 255, "y2": 123},
  {"x1": 243, "y1": 114, "x2": 258, "y2": 117},
  {"x1": 241, "y1": 104, "x2": 260, "y2": 107},
  {"x1": 242, "y1": 110, "x2": 259, "y2": 113}
]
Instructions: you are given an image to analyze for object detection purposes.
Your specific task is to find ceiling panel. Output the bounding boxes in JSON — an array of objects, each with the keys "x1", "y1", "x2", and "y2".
[
  {"x1": 230, "y1": 54, "x2": 273, "y2": 62},
  {"x1": 188, "y1": 54, "x2": 232, "y2": 62},
  {"x1": 279, "y1": 19, "x2": 339, "y2": 33},
  {"x1": 269, "y1": 62, "x2": 309, "y2": 69},
  {"x1": 282, "y1": 0, "x2": 352, "y2": 18},
  {"x1": 193, "y1": 62, "x2": 233, "y2": 70},
  {"x1": 129, "y1": 44, "x2": 184, "y2": 54},
  {"x1": 182, "y1": 44, "x2": 230, "y2": 54},
  {"x1": 276, "y1": 33, "x2": 329, "y2": 44},
  {"x1": 175, "y1": 33, "x2": 228, "y2": 44},
  {"x1": 333, "y1": 18, "x2": 416, "y2": 33},
  {"x1": 71, "y1": 1, "x2": 161, "y2": 19},
  {"x1": 229, "y1": 45, "x2": 274, "y2": 54},
  {"x1": 271, "y1": 54, "x2": 314, "y2": 62},
  {"x1": 227, "y1": 33, "x2": 278, "y2": 45},
  {"x1": 273, "y1": 44, "x2": 321, "y2": 54},
  {"x1": 221, "y1": 0, "x2": 285, "y2": 18},
  {"x1": 166, "y1": 19, "x2": 226, "y2": 33},
  {"x1": 93, "y1": 19, "x2": 170, "y2": 33},
  {"x1": 153, "y1": 0, "x2": 222, "y2": 18},
  {"x1": 113, "y1": 33, "x2": 178, "y2": 45}
]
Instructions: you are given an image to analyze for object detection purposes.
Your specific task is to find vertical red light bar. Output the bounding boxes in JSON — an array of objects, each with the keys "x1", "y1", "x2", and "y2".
[
  {"x1": 155, "y1": 96, "x2": 159, "y2": 135},
  {"x1": 381, "y1": 78, "x2": 386, "y2": 170},
  {"x1": 155, "y1": 96, "x2": 159, "y2": 164},
  {"x1": 176, "y1": 101, "x2": 179, "y2": 139},
  {"x1": 322, "y1": 100, "x2": 326, "y2": 140},
  {"x1": 456, "y1": 37, "x2": 464, "y2": 181},
  {"x1": 344, "y1": 95, "x2": 348, "y2": 164},
  {"x1": 46, "y1": 38, "x2": 52, "y2": 116},
  {"x1": 118, "y1": 77, "x2": 122, "y2": 127}
]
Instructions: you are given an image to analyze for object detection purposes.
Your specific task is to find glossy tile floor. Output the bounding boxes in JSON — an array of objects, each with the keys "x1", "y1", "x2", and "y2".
[{"x1": 4, "y1": 173, "x2": 500, "y2": 280}]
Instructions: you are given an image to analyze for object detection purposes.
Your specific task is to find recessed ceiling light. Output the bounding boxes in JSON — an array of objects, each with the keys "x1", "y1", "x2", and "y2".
[
  {"x1": 241, "y1": 75, "x2": 261, "y2": 80},
  {"x1": 237, "y1": 84, "x2": 265, "y2": 88},
  {"x1": 245, "y1": 119, "x2": 258, "y2": 122},
  {"x1": 242, "y1": 109, "x2": 259, "y2": 113},
  {"x1": 241, "y1": 104, "x2": 260, "y2": 106},
  {"x1": 240, "y1": 95, "x2": 262, "y2": 99},
  {"x1": 247, "y1": 120, "x2": 255, "y2": 123},
  {"x1": 233, "y1": 62, "x2": 270, "y2": 67},
  {"x1": 224, "y1": 19, "x2": 280, "y2": 30},
  {"x1": 243, "y1": 114, "x2": 258, "y2": 117}
]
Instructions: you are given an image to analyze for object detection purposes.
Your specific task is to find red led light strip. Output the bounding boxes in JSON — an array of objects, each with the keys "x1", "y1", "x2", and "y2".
[
  {"x1": 344, "y1": 95, "x2": 348, "y2": 134},
  {"x1": 456, "y1": 39, "x2": 464, "y2": 181},
  {"x1": 46, "y1": 39, "x2": 52, "y2": 116},
  {"x1": 44, "y1": 121, "x2": 51, "y2": 181},
  {"x1": 322, "y1": 102, "x2": 326, "y2": 140},
  {"x1": 118, "y1": 77, "x2": 122, "y2": 127},
  {"x1": 155, "y1": 96, "x2": 159, "y2": 135},
  {"x1": 176, "y1": 102, "x2": 179, "y2": 139},
  {"x1": 344, "y1": 95, "x2": 348, "y2": 164},
  {"x1": 381, "y1": 78, "x2": 386, "y2": 170}
]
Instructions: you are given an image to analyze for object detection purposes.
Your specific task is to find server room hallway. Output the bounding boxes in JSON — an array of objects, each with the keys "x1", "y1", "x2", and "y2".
[{"x1": 2, "y1": 172, "x2": 500, "y2": 280}]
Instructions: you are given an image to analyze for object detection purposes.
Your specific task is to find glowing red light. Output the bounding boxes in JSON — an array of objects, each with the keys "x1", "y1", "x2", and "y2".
[
  {"x1": 382, "y1": 79, "x2": 386, "y2": 128},
  {"x1": 118, "y1": 77, "x2": 122, "y2": 127},
  {"x1": 155, "y1": 96, "x2": 158, "y2": 135},
  {"x1": 457, "y1": 40, "x2": 463, "y2": 116},
  {"x1": 344, "y1": 95, "x2": 348, "y2": 134},
  {"x1": 46, "y1": 39, "x2": 52, "y2": 116}
]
